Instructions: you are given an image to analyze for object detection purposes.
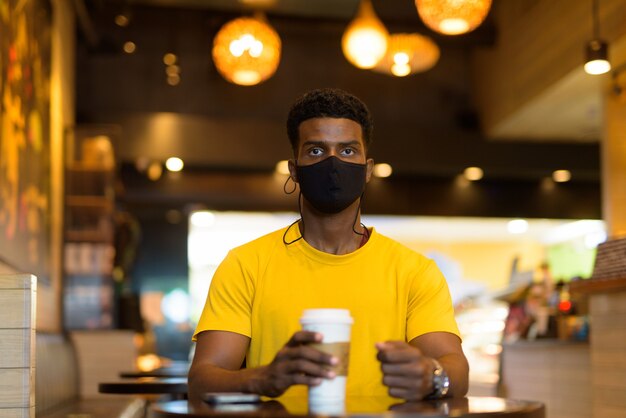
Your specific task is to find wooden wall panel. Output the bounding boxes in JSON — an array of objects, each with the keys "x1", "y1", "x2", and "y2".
[
  {"x1": 590, "y1": 290, "x2": 626, "y2": 418},
  {"x1": 70, "y1": 331, "x2": 137, "y2": 398},
  {"x1": 0, "y1": 275, "x2": 36, "y2": 418},
  {"x1": 501, "y1": 342, "x2": 592, "y2": 418}
]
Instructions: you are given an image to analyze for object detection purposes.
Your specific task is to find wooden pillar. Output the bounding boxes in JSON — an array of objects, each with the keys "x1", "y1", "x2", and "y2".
[
  {"x1": 0, "y1": 275, "x2": 36, "y2": 418},
  {"x1": 602, "y1": 88, "x2": 626, "y2": 238}
]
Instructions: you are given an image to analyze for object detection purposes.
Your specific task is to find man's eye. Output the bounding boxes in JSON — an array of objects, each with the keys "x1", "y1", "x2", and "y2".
[
  {"x1": 310, "y1": 148, "x2": 323, "y2": 155},
  {"x1": 342, "y1": 148, "x2": 354, "y2": 155}
]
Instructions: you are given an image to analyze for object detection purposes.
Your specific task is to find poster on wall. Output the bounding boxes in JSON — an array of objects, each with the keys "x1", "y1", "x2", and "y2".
[{"x1": 0, "y1": 0, "x2": 52, "y2": 283}]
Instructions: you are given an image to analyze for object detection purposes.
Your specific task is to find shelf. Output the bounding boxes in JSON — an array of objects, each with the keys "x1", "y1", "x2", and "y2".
[
  {"x1": 66, "y1": 195, "x2": 114, "y2": 209},
  {"x1": 65, "y1": 230, "x2": 113, "y2": 242},
  {"x1": 569, "y1": 277, "x2": 626, "y2": 294},
  {"x1": 66, "y1": 162, "x2": 115, "y2": 172}
]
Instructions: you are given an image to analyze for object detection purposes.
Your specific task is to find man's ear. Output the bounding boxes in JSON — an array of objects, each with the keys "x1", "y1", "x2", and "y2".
[
  {"x1": 288, "y1": 159, "x2": 298, "y2": 183},
  {"x1": 365, "y1": 158, "x2": 375, "y2": 183}
]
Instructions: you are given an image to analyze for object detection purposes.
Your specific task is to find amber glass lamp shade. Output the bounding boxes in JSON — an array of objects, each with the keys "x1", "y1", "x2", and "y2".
[
  {"x1": 342, "y1": 0, "x2": 389, "y2": 69},
  {"x1": 415, "y1": 0, "x2": 492, "y2": 35},
  {"x1": 373, "y1": 33, "x2": 440, "y2": 77},
  {"x1": 212, "y1": 15, "x2": 281, "y2": 86}
]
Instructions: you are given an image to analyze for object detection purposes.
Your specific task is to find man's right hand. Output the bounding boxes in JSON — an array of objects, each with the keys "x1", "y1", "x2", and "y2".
[{"x1": 254, "y1": 330, "x2": 338, "y2": 397}]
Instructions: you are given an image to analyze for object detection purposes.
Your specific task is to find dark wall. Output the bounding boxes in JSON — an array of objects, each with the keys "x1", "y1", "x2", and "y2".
[{"x1": 78, "y1": 2, "x2": 601, "y2": 219}]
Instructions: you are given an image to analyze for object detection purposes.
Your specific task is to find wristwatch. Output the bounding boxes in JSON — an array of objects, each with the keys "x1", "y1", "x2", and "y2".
[{"x1": 427, "y1": 359, "x2": 450, "y2": 399}]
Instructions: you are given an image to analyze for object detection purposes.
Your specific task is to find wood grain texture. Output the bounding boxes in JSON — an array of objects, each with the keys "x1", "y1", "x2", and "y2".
[
  {"x1": 70, "y1": 331, "x2": 137, "y2": 398},
  {"x1": 0, "y1": 406, "x2": 35, "y2": 418},
  {"x1": 0, "y1": 275, "x2": 36, "y2": 290},
  {"x1": 0, "y1": 291, "x2": 32, "y2": 329},
  {"x1": 0, "y1": 329, "x2": 32, "y2": 368},
  {"x1": 589, "y1": 291, "x2": 626, "y2": 418},
  {"x1": 0, "y1": 369, "x2": 31, "y2": 407},
  {"x1": 501, "y1": 342, "x2": 591, "y2": 418}
]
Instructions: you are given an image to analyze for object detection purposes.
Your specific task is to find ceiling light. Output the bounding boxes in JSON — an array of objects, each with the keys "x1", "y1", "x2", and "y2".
[
  {"x1": 123, "y1": 41, "x2": 136, "y2": 54},
  {"x1": 585, "y1": 0, "x2": 611, "y2": 75},
  {"x1": 275, "y1": 160, "x2": 290, "y2": 175},
  {"x1": 463, "y1": 166, "x2": 483, "y2": 181},
  {"x1": 552, "y1": 169, "x2": 571, "y2": 183},
  {"x1": 507, "y1": 219, "x2": 529, "y2": 234},
  {"x1": 585, "y1": 40, "x2": 611, "y2": 75},
  {"x1": 115, "y1": 13, "x2": 130, "y2": 27},
  {"x1": 373, "y1": 33, "x2": 439, "y2": 77},
  {"x1": 167, "y1": 74, "x2": 180, "y2": 86},
  {"x1": 165, "y1": 157, "x2": 184, "y2": 172},
  {"x1": 373, "y1": 163, "x2": 393, "y2": 178},
  {"x1": 212, "y1": 15, "x2": 281, "y2": 86},
  {"x1": 163, "y1": 53, "x2": 177, "y2": 65},
  {"x1": 147, "y1": 162, "x2": 162, "y2": 181},
  {"x1": 415, "y1": 0, "x2": 492, "y2": 36},
  {"x1": 342, "y1": 0, "x2": 389, "y2": 69},
  {"x1": 166, "y1": 65, "x2": 180, "y2": 76}
]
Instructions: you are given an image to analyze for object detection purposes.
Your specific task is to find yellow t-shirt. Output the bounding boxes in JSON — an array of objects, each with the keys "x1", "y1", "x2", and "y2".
[{"x1": 194, "y1": 224, "x2": 460, "y2": 397}]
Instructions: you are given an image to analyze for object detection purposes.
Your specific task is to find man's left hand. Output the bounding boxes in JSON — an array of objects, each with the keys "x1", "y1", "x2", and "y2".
[{"x1": 376, "y1": 341, "x2": 435, "y2": 401}]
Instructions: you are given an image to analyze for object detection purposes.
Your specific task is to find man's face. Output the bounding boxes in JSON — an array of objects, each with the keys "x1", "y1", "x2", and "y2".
[{"x1": 289, "y1": 117, "x2": 374, "y2": 182}]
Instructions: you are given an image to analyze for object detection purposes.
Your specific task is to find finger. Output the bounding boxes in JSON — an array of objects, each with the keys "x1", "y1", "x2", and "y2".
[
  {"x1": 388, "y1": 387, "x2": 423, "y2": 402},
  {"x1": 285, "y1": 345, "x2": 337, "y2": 365},
  {"x1": 382, "y1": 374, "x2": 424, "y2": 390},
  {"x1": 290, "y1": 374, "x2": 324, "y2": 387},
  {"x1": 284, "y1": 358, "x2": 336, "y2": 378},
  {"x1": 377, "y1": 345, "x2": 420, "y2": 364},
  {"x1": 376, "y1": 340, "x2": 411, "y2": 350},
  {"x1": 381, "y1": 362, "x2": 427, "y2": 377},
  {"x1": 286, "y1": 331, "x2": 323, "y2": 347}
]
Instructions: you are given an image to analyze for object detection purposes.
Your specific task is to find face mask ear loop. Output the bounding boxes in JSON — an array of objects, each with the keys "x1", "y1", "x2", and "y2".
[
  {"x1": 352, "y1": 192, "x2": 367, "y2": 237},
  {"x1": 283, "y1": 175, "x2": 297, "y2": 195},
  {"x1": 283, "y1": 192, "x2": 304, "y2": 246}
]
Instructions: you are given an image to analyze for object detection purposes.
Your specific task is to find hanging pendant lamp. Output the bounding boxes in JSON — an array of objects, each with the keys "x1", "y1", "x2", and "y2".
[
  {"x1": 342, "y1": 0, "x2": 389, "y2": 69},
  {"x1": 373, "y1": 33, "x2": 440, "y2": 77},
  {"x1": 212, "y1": 14, "x2": 281, "y2": 86},
  {"x1": 415, "y1": 0, "x2": 492, "y2": 36}
]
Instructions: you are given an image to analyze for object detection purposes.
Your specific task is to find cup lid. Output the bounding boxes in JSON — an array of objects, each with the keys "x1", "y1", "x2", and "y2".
[{"x1": 300, "y1": 309, "x2": 353, "y2": 325}]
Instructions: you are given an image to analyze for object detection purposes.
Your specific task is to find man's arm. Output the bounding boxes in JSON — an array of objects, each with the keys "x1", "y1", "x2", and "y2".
[
  {"x1": 188, "y1": 330, "x2": 337, "y2": 402},
  {"x1": 376, "y1": 332, "x2": 469, "y2": 401}
]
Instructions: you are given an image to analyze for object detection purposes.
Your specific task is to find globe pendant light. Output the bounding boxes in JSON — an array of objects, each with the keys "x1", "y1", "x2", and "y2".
[
  {"x1": 373, "y1": 33, "x2": 440, "y2": 77},
  {"x1": 342, "y1": 0, "x2": 389, "y2": 69},
  {"x1": 415, "y1": 0, "x2": 492, "y2": 36},
  {"x1": 212, "y1": 14, "x2": 281, "y2": 86}
]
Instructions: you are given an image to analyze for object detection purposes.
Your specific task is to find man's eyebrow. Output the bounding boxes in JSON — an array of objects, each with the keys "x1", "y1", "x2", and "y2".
[{"x1": 302, "y1": 139, "x2": 363, "y2": 147}]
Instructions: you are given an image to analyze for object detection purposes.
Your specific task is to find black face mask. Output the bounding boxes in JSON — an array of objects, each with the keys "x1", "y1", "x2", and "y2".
[{"x1": 296, "y1": 156, "x2": 367, "y2": 214}]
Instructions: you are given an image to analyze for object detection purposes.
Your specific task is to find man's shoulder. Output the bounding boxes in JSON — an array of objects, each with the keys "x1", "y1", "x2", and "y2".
[
  {"x1": 372, "y1": 230, "x2": 432, "y2": 265},
  {"x1": 229, "y1": 226, "x2": 289, "y2": 257}
]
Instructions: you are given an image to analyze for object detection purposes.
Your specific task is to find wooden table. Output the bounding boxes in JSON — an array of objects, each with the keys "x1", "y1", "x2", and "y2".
[
  {"x1": 120, "y1": 366, "x2": 189, "y2": 379},
  {"x1": 149, "y1": 397, "x2": 544, "y2": 418},
  {"x1": 99, "y1": 377, "x2": 188, "y2": 396}
]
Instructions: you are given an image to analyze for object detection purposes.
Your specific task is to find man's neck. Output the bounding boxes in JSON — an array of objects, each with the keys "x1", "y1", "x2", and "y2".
[{"x1": 300, "y1": 201, "x2": 366, "y2": 255}]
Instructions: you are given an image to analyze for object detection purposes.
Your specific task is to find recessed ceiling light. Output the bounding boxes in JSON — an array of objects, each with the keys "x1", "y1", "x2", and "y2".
[
  {"x1": 147, "y1": 162, "x2": 162, "y2": 181},
  {"x1": 552, "y1": 169, "x2": 571, "y2": 183},
  {"x1": 275, "y1": 160, "x2": 290, "y2": 175},
  {"x1": 163, "y1": 53, "x2": 177, "y2": 65},
  {"x1": 373, "y1": 163, "x2": 393, "y2": 178},
  {"x1": 463, "y1": 166, "x2": 483, "y2": 181},
  {"x1": 165, "y1": 157, "x2": 184, "y2": 172},
  {"x1": 123, "y1": 41, "x2": 136, "y2": 54}
]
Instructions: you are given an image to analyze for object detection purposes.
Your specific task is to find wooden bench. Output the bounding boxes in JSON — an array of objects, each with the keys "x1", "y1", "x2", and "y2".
[
  {"x1": 0, "y1": 274, "x2": 144, "y2": 418},
  {"x1": 36, "y1": 332, "x2": 145, "y2": 418}
]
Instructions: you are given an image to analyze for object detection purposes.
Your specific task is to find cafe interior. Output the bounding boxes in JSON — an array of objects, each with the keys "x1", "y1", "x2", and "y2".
[{"x1": 1, "y1": 0, "x2": 626, "y2": 417}]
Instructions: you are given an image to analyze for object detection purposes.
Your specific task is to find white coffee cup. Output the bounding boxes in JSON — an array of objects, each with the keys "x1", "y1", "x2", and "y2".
[{"x1": 300, "y1": 309, "x2": 353, "y2": 406}]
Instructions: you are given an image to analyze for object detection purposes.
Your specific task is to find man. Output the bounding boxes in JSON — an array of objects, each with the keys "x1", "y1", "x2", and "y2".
[{"x1": 189, "y1": 88, "x2": 468, "y2": 402}]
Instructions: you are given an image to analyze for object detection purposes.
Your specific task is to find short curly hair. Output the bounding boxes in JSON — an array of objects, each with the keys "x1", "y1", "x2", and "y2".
[{"x1": 286, "y1": 88, "x2": 373, "y2": 153}]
